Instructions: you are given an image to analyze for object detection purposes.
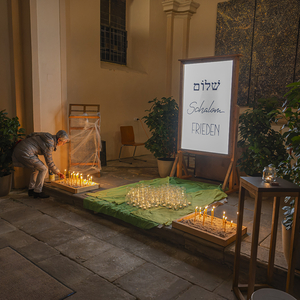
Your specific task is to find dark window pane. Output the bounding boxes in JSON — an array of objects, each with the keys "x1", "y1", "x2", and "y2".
[{"x1": 100, "y1": 0, "x2": 127, "y2": 65}]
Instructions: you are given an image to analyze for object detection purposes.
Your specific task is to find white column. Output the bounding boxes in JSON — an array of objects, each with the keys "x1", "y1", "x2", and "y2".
[{"x1": 162, "y1": 0, "x2": 199, "y2": 96}]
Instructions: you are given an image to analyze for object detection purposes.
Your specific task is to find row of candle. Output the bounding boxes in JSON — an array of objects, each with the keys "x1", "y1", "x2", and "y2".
[
  {"x1": 194, "y1": 206, "x2": 233, "y2": 232},
  {"x1": 63, "y1": 169, "x2": 95, "y2": 187},
  {"x1": 125, "y1": 183, "x2": 192, "y2": 210},
  {"x1": 194, "y1": 205, "x2": 212, "y2": 225}
]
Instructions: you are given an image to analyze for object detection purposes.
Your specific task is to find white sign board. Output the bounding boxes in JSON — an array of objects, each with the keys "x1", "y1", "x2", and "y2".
[{"x1": 180, "y1": 59, "x2": 234, "y2": 155}]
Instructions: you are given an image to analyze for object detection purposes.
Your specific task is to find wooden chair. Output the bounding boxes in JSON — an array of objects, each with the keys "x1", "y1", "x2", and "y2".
[{"x1": 119, "y1": 126, "x2": 146, "y2": 164}]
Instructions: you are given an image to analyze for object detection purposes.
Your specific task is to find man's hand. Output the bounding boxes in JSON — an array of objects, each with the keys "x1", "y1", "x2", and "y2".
[{"x1": 58, "y1": 172, "x2": 65, "y2": 179}]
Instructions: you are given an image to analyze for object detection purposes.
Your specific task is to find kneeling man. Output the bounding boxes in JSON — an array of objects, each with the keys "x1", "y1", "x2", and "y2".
[{"x1": 12, "y1": 130, "x2": 69, "y2": 198}]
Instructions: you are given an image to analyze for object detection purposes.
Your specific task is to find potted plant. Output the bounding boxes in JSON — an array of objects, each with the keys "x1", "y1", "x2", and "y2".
[
  {"x1": 276, "y1": 81, "x2": 300, "y2": 267},
  {"x1": 282, "y1": 196, "x2": 300, "y2": 269},
  {"x1": 237, "y1": 98, "x2": 288, "y2": 176},
  {"x1": 142, "y1": 97, "x2": 179, "y2": 177},
  {"x1": 0, "y1": 110, "x2": 25, "y2": 196}
]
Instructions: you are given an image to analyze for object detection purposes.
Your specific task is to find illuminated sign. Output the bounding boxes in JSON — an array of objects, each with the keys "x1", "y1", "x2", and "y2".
[{"x1": 180, "y1": 59, "x2": 235, "y2": 156}]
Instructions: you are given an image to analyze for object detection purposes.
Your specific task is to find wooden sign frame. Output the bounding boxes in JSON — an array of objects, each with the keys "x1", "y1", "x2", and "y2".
[{"x1": 172, "y1": 54, "x2": 241, "y2": 193}]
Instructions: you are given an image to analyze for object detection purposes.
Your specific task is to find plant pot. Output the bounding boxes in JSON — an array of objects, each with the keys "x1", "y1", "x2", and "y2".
[
  {"x1": 157, "y1": 158, "x2": 175, "y2": 178},
  {"x1": 281, "y1": 222, "x2": 300, "y2": 269},
  {"x1": 0, "y1": 173, "x2": 12, "y2": 197}
]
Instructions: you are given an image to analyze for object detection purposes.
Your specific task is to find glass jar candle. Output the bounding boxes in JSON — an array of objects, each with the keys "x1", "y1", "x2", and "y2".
[{"x1": 262, "y1": 165, "x2": 277, "y2": 183}]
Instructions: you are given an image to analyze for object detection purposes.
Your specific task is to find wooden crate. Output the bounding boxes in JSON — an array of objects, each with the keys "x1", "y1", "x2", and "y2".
[
  {"x1": 51, "y1": 180, "x2": 100, "y2": 194},
  {"x1": 172, "y1": 213, "x2": 247, "y2": 247}
]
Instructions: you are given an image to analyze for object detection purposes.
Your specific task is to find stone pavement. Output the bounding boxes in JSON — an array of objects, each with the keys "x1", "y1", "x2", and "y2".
[
  {"x1": 1, "y1": 189, "x2": 237, "y2": 300},
  {"x1": 2, "y1": 154, "x2": 300, "y2": 299}
]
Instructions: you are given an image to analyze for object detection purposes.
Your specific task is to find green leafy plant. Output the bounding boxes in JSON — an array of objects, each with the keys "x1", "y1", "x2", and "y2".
[
  {"x1": 237, "y1": 98, "x2": 288, "y2": 176},
  {"x1": 275, "y1": 81, "x2": 300, "y2": 230},
  {"x1": 282, "y1": 196, "x2": 295, "y2": 231},
  {"x1": 278, "y1": 81, "x2": 300, "y2": 185},
  {"x1": 0, "y1": 110, "x2": 25, "y2": 177},
  {"x1": 142, "y1": 97, "x2": 179, "y2": 159}
]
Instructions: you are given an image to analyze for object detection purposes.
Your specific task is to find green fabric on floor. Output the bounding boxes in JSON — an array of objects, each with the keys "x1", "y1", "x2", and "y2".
[
  {"x1": 84, "y1": 177, "x2": 227, "y2": 229},
  {"x1": 83, "y1": 198, "x2": 159, "y2": 229}
]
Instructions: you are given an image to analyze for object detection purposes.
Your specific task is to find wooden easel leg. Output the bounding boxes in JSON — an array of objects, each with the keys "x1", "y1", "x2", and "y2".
[
  {"x1": 174, "y1": 152, "x2": 192, "y2": 179},
  {"x1": 223, "y1": 159, "x2": 239, "y2": 194},
  {"x1": 222, "y1": 161, "x2": 233, "y2": 192},
  {"x1": 170, "y1": 154, "x2": 179, "y2": 177},
  {"x1": 181, "y1": 156, "x2": 192, "y2": 179},
  {"x1": 176, "y1": 152, "x2": 183, "y2": 178}
]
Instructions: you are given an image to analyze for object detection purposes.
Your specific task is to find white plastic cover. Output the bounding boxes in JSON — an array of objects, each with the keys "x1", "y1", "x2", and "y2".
[{"x1": 69, "y1": 116, "x2": 101, "y2": 175}]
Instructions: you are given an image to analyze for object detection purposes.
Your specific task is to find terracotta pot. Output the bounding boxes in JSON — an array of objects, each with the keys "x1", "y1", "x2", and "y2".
[
  {"x1": 0, "y1": 173, "x2": 12, "y2": 197},
  {"x1": 281, "y1": 222, "x2": 300, "y2": 269},
  {"x1": 157, "y1": 158, "x2": 175, "y2": 178}
]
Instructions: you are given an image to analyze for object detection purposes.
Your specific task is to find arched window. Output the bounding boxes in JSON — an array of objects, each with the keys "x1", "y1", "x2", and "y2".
[{"x1": 100, "y1": 0, "x2": 127, "y2": 65}]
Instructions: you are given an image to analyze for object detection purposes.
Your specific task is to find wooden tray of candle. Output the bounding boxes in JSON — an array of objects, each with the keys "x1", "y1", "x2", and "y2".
[
  {"x1": 172, "y1": 213, "x2": 247, "y2": 247},
  {"x1": 51, "y1": 180, "x2": 100, "y2": 194}
]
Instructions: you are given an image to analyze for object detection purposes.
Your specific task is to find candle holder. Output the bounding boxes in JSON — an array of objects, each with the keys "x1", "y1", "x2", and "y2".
[
  {"x1": 125, "y1": 183, "x2": 189, "y2": 210},
  {"x1": 262, "y1": 164, "x2": 277, "y2": 183}
]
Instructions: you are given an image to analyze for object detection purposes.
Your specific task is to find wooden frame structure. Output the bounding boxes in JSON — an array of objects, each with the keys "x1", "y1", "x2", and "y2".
[
  {"x1": 172, "y1": 213, "x2": 247, "y2": 247},
  {"x1": 172, "y1": 54, "x2": 241, "y2": 194},
  {"x1": 233, "y1": 177, "x2": 300, "y2": 299},
  {"x1": 51, "y1": 180, "x2": 100, "y2": 194},
  {"x1": 68, "y1": 104, "x2": 101, "y2": 176}
]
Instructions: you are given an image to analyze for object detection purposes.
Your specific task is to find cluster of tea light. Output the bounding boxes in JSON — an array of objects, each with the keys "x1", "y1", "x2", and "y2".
[
  {"x1": 194, "y1": 206, "x2": 233, "y2": 232},
  {"x1": 62, "y1": 169, "x2": 96, "y2": 187},
  {"x1": 125, "y1": 184, "x2": 191, "y2": 210}
]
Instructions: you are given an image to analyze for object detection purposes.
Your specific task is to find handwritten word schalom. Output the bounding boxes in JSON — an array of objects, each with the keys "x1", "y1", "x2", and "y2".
[{"x1": 187, "y1": 100, "x2": 225, "y2": 115}]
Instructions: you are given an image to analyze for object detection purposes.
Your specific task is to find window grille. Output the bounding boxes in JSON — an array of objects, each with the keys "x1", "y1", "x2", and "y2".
[{"x1": 100, "y1": 0, "x2": 127, "y2": 65}]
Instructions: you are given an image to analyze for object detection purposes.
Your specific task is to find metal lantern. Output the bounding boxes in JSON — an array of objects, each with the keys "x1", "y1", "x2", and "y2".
[{"x1": 262, "y1": 165, "x2": 277, "y2": 183}]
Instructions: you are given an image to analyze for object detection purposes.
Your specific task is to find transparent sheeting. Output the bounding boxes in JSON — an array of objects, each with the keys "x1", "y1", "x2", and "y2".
[{"x1": 69, "y1": 116, "x2": 101, "y2": 175}]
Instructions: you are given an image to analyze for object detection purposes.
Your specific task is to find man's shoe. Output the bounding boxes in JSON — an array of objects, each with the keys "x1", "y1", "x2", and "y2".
[
  {"x1": 28, "y1": 189, "x2": 34, "y2": 197},
  {"x1": 33, "y1": 192, "x2": 50, "y2": 198}
]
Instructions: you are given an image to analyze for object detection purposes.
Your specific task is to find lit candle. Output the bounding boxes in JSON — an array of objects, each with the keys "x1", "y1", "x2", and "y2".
[
  {"x1": 230, "y1": 220, "x2": 233, "y2": 227},
  {"x1": 203, "y1": 211, "x2": 206, "y2": 226},
  {"x1": 194, "y1": 206, "x2": 198, "y2": 222},
  {"x1": 224, "y1": 217, "x2": 227, "y2": 232},
  {"x1": 211, "y1": 207, "x2": 214, "y2": 225},
  {"x1": 80, "y1": 175, "x2": 83, "y2": 187}
]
